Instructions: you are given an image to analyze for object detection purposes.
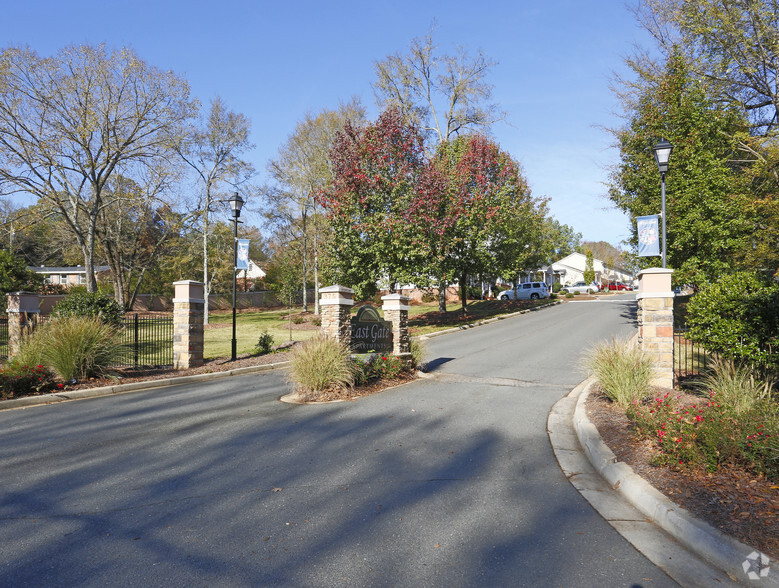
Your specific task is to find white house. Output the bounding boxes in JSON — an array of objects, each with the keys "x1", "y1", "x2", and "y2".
[
  {"x1": 241, "y1": 260, "x2": 266, "y2": 281},
  {"x1": 30, "y1": 265, "x2": 111, "y2": 287},
  {"x1": 546, "y1": 252, "x2": 633, "y2": 287}
]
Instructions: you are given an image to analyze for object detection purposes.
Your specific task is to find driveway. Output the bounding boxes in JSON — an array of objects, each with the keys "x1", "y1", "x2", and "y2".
[{"x1": 0, "y1": 295, "x2": 679, "y2": 586}]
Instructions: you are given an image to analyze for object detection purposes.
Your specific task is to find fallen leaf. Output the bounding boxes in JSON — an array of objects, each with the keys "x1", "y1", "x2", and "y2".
[{"x1": 272, "y1": 488, "x2": 282, "y2": 493}]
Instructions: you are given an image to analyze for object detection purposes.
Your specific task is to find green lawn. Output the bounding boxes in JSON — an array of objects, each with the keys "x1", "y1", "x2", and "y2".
[{"x1": 205, "y1": 308, "x2": 319, "y2": 359}]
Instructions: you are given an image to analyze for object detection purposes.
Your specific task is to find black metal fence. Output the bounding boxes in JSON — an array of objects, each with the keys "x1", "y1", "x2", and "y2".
[
  {"x1": 673, "y1": 326, "x2": 709, "y2": 387},
  {"x1": 0, "y1": 316, "x2": 7, "y2": 360},
  {"x1": 114, "y1": 314, "x2": 174, "y2": 368}
]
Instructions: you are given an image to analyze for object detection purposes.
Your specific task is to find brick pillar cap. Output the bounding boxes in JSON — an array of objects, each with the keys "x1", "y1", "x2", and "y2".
[
  {"x1": 320, "y1": 285, "x2": 354, "y2": 295},
  {"x1": 637, "y1": 268, "x2": 674, "y2": 277},
  {"x1": 7, "y1": 291, "x2": 40, "y2": 313},
  {"x1": 382, "y1": 293, "x2": 411, "y2": 311},
  {"x1": 381, "y1": 293, "x2": 410, "y2": 302},
  {"x1": 173, "y1": 280, "x2": 205, "y2": 301}
]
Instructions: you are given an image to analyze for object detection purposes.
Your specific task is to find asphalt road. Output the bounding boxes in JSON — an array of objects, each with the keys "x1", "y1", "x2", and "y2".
[{"x1": 0, "y1": 295, "x2": 679, "y2": 587}]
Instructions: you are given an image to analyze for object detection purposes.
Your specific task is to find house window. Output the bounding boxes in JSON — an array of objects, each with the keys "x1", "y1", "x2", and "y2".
[{"x1": 78, "y1": 274, "x2": 86, "y2": 285}]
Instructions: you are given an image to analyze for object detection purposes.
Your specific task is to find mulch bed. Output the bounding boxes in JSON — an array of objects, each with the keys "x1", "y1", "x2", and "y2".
[
  {"x1": 587, "y1": 391, "x2": 779, "y2": 560},
  {"x1": 292, "y1": 371, "x2": 418, "y2": 403}
]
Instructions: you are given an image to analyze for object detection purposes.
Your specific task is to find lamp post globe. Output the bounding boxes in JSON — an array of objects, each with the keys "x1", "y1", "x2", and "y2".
[{"x1": 653, "y1": 139, "x2": 673, "y2": 268}]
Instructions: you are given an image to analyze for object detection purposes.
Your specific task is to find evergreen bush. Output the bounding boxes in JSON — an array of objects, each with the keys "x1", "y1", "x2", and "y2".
[
  {"x1": 52, "y1": 291, "x2": 124, "y2": 325},
  {"x1": 686, "y1": 272, "x2": 779, "y2": 377}
]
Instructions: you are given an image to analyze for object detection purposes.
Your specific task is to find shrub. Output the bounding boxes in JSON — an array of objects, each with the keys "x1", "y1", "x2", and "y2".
[
  {"x1": 696, "y1": 358, "x2": 774, "y2": 416},
  {"x1": 52, "y1": 291, "x2": 124, "y2": 325},
  {"x1": 292, "y1": 316, "x2": 305, "y2": 325},
  {"x1": 628, "y1": 388, "x2": 778, "y2": 480},
  {"x1": 686, "y1": 271, "x2": 779, "y2": 377},
  {"x1": 354, "y1": 354, "x2": 406, "y2": 384},
  {"x1": 565, "y1": 292, "x2": 574, "y2": 299},
  {"x1": 421, "y1": 292, "x2": 437, "y2": 303},
  {"x1": 409, "y1": 338, "x2": 427, "y2": 369},
  {"x1": 288, "y1": 335, "x2": 355, "y2": 399},
  {"x1": 552, "y1": 283, "x2": 563, "y2": 293},
  {"x1": 583, "y1": 338, "x2": 654, "y2": 408},
  {"x1": 23, "y1": 317, "x2": 123, "y2": 381},
  {"x1": 0, "y1": 362, "x2": 57, "y2": 400},
  {"x1": 311, "y1": 317, "x2": 321, "y2": 327},
  {"x1": 255, "y1": 330, "x2": 275, "y2": 355}
]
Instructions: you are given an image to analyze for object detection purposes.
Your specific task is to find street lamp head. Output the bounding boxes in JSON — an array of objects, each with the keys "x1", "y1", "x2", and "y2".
[
  {"x1": 653, "y1": 138, "x2": 673, "y2": 174},
  {"x1": 228, "y1": 192, "x2": 244, "y2": 218}
]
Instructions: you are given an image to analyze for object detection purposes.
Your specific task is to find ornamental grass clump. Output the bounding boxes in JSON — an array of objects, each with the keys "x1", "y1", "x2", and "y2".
[
  {"x1": 696, "y1": 358, "x2": 774, "y2": 416},
  {"x1": 288, "y1": 335, "x2": 355, "y2": 400},
  {"x1": 20, "y1": 316, "x2": 123, "y2": 382},
  {"x1": 583, "y1": 337, "x2": 654, "y2": 408}
]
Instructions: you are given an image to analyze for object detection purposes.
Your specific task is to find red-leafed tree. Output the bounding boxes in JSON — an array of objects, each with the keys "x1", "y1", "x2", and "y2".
[
  {"x1": 318, "y1": 109, "x2": 427, "y2": 298},
  {"x1": 320, "y1": 110, "x2": 544, "y2": 309},
  {"x1": 410, "y1": 135, "x2": 540, "y2": 313}
]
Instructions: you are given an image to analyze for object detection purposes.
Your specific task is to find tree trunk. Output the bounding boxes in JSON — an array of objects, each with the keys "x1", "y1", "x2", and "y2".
[
  {"x1": 313, "y1": 231, "x2": 320, "y2": 315},
  {"x1": 301, "y1": 219, "x2": 308, "y2": 312},
  {"x1": 202, "y1": 205, "x2": 210, "y2": 325},
  {"x1": 460, "y1": 271, "x2": 468, "y2": 314},
  {"x1": 438, "y1": 278, "x2": 447, "y2": 312}
]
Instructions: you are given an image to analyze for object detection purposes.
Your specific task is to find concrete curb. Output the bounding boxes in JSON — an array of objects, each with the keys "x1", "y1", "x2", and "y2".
[
  {"x1": 572, "y1": 378, "x2": 777, "y2": 586},
  {"x1": 415, "y1": 299, "x2": 562, "y2": 340},
  {"x1": 0, "y1": 361, "x2": 291, "y2": 411}
]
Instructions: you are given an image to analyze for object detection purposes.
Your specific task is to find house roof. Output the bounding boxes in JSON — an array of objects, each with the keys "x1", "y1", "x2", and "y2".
[
  {"x1": 29, "y1": 266, "x2": 111, "y2": 274},
  {"x1": 547, "y1": 252, "x2": 630, "y2": 276}
]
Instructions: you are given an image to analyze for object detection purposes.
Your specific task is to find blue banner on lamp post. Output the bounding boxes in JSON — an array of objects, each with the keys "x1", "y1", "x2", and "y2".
[
  {"x1": 637, "y1": 215, "x2": 660, "y2": 257},
  {"x1": 236, "y1": 239, "x2": 250, "y2": 270}
]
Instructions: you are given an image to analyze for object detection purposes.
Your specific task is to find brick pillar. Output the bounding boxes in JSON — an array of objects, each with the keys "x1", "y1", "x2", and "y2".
[
  {"x1": 172, "y1": 280, "x2": 205, "y2": 370},
  {"x1": 319, "y1": 285, "x2": 354, "y2": 346},
  {"x1": 6, "y1": 292, "x2": 40, "y2": 357},
  {"x1": 382, "y1": 293, "x2": 411, "y2": 360},
  {"x1": 636, "y1": 268, "x2": 675, "y2": 389}
]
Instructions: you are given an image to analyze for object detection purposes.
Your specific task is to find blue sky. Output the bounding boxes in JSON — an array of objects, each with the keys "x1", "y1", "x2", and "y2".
[{"x1": 5, "y1": 0, "x2": 653, "y2": 247}]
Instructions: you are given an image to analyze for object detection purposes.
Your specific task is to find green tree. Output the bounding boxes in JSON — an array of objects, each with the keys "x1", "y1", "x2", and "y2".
[
  {"x1": 0, "y1": 44, "x2": 196, "y2": 292},
  {"x1": 609, "y1": 50, "x2": 754, "y2": 287},
  {"x1": 412, "y1": 135, "x2": 540, "y2": 313},
  {"x1": 584, "y1": 250, "x2": 596, "y2": 285},
  {"x1": 0, "y1": 250, "x2": 42, "y2": 309},
  {"x1": 631, "y1": 0, "x2": 779, "y2": 275},
  {"x1": 319, "y1": 109, "x2": 426, "y2": 299}
]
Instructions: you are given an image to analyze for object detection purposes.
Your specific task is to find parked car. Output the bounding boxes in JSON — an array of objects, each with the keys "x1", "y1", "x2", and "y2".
[
  {"x1": 563, "y1": 281, "x2": 600, "y2": 294},
  {"x1": 498, "y1": 282, "x2": 550, "y2": 300},
  {"x1": 607, "y1": 281, "x2": 633, "y2": 291}
]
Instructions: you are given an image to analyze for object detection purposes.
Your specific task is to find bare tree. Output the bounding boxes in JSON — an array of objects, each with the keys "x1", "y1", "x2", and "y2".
[
  {"x1": 0, "y1": 44, "x2": 196, "y2": 291},
  {"x1": 97, "y1": 169, "x2": 183, "y2": 309},
  {"x1": 373, "y1": 31, "x2": 504, "y2": 145},
  {"x1": 265, "y1": 99, "x2": 365, "y2": 313},
  {"x1": 176, "y1": 97, "x2": 254, "y2": 323}
]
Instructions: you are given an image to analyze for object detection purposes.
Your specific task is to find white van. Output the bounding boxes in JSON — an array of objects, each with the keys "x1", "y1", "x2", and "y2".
[{"x1": 497, "y1": 282, "x2": 550, "y2": 301}]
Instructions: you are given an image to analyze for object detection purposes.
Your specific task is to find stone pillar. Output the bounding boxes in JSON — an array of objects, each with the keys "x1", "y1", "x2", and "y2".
[
  {"x1": 172, "y1": 280, "x2": 205, "y2": 370},
  {"x1": 6, "y1": 292, "x2": 40, "y2": 357},
  {"x1": 319, "y1": 285, "x2": 354, "y2": 346},
  {"x1": 382, "y1": 293, "x2": 411, "y2": 360},
  {"x1": 636, "y1": 268, "x2": 675, "y2": 389}
]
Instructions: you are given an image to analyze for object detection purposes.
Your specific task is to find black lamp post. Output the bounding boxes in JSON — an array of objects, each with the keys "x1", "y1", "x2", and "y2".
[
  {"x1": 653, "y1": 138, "x2": 673, "y2": 268},
  {"x1": 228, "y1": 192, "x2": 244, "y2": 361}
]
